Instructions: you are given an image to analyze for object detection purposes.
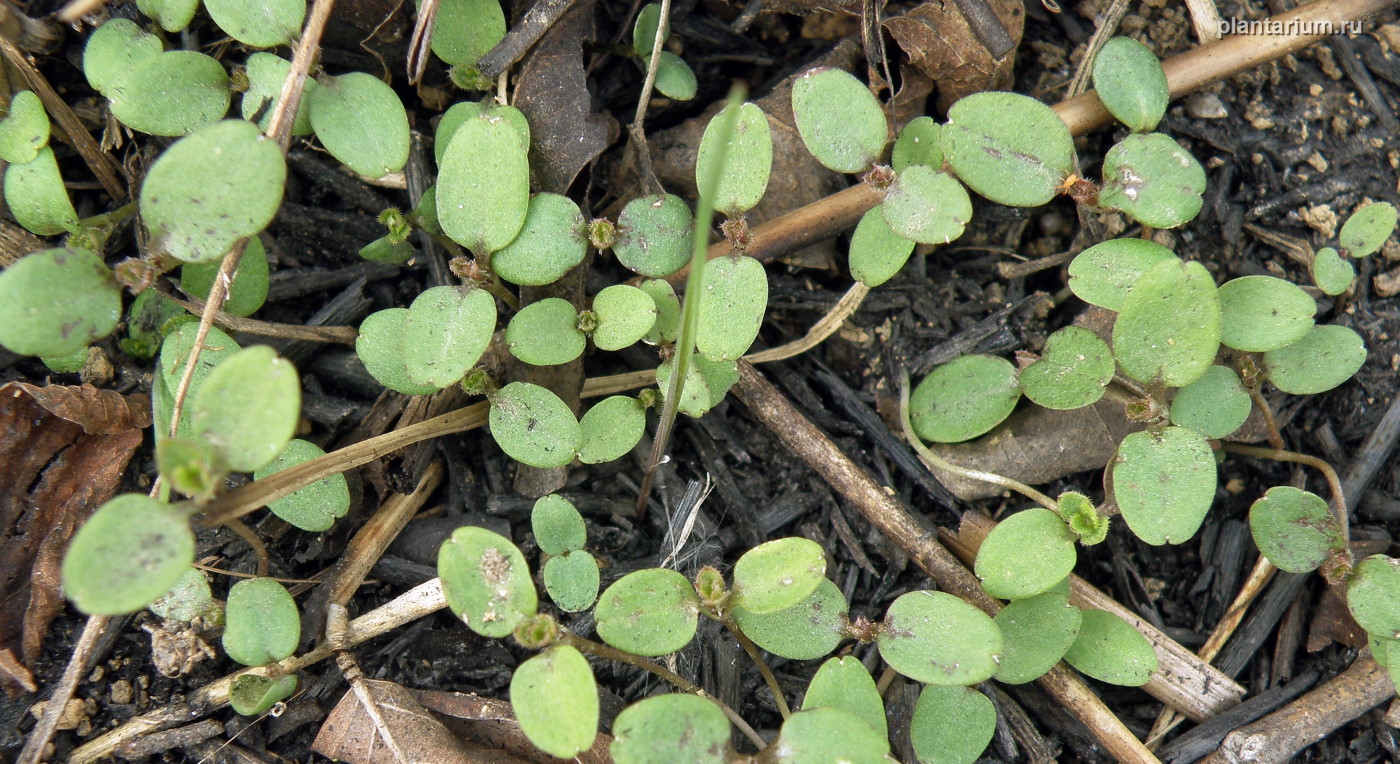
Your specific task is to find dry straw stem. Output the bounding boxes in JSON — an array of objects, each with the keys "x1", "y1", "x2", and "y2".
[
  {"x1": 671, "y1": 0, "x2": 1398, "y2": 283},
  {"x1": 1198, "y1": 653, "x2": 1394, "y2": 764},
  {"x1": 947, "y1": 512, "x2": 1246, "y2": 722},
  {"x1": 729, "y1": 362, "x2": 1162, "y2": 764}
]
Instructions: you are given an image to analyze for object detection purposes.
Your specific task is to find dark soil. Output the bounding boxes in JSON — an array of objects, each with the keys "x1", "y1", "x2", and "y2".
[{"x1": 4, "y1": 0, "x2": 1400, "y2": 762}]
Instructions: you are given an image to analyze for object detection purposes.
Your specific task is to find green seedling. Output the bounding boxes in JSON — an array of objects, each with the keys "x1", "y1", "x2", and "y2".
[
  {"x1": 223, "y1": 577, "x2": 300, "y2": 666},
  {"x1": 241, "y1": 53, "x2": 318, "y2": 135},
  {"x1": 0, "y1": 248, "x2": 120, "y2": 357},
  {"x1": 306, "y1": 72, "x2": 410, "y2": 179},
  {"x1": 0, "y1": 90, "x2": 50, "y2": 164},
  {"x1": 180, "y1": 236, "x2": 270, "y2": 317},
  {"x1": 5, "y1": 147, "x2": 78, "y2": 236},
  {"x1": 429, "y1": 0, "x2": 507, "y2": 85},
  {"x1": 1064, "y1": 609, "x2": 1159, "y2": 686}
]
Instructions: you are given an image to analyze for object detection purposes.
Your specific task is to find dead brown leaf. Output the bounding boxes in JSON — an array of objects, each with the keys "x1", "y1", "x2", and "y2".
[
  {"x1": 513, "y1": 4, "x2": 616, "y2": 194},
  {"x1": 413, "y1": 688, "x2": 612, "y2": 764},
  {"x1": 314, "y1": 679, "x2": 561, "y2": 764},
  {"x1": 0, "y1": 382, "x2": 148, "y2": 696},
  {"x1": 923, "y1": 396, "x2": 1138, "y2": 501},
  {"x1": 884, "y1": 0, "x2": 1025, "y2": 111}
]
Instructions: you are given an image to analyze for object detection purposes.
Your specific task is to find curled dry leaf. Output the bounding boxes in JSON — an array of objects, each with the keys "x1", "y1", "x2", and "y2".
[
  {"x1": 884, "y1": 0, "x2": 1025, "y2": 111},
  {"x1": 0, "y1": 382, "x2": 149, "y2": 693},
  {"x1": 512, "y1": 5, "x2": 614, "y2": 194}
]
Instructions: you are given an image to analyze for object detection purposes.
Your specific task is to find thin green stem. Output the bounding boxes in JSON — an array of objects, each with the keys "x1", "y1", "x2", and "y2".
[
  {"x1": 560, "y1": 632, "x2": 767, "y2": 750},
  {"x1": 1221, "y1": 443, "x2": 1350, "y2": 551},
  {"x1": 898, "y1": 370, "x2": 1057, "y2": 511},
  {"x1": 721, "y1": 617, "x2": 790, "y2": 718},
  {"x1": 636, "y1": 84, "x2": 747, "y2": 518}
]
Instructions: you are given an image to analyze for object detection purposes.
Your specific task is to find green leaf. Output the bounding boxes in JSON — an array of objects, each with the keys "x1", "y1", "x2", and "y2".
[
  {"x1": 506, "y1": 297, "x2": 586, "y2": 366},
  {"x1": 732, "y1": 577, "x2": 847, "y2": 660},
  {"x1": 435, "y1": 101, "x2": 530, "y2": 167},
  {"x1": 141, "y1": 120, "x2": 286, "y2": 263},
  {"x1": 42, "y1": 347, "x2": 88, "y2": 374},
  {"x1": 205, "y1": 0, "x2": 305, "y2": 47},
  {"x1": 0, "y1": 90, "x2": 49, "y2": 164},
  {"x1": 83, "y1": 19, "x2": 162, "y2": 97},
  {"x1": 656, "y1": 360, "x2": 715, "y2": 418},
  {"x1": 771, "y1": 707, "x2": 893, "y2": 764},
  {"x1": 156, "y1": 324, "x2": 240, "y2": 438},
  {"x1": 591, "y1": 285, "x2": 657, "y2": 351},
  {"x1": 1170, "y1": 365, "x2": 1251, "y2": 439},
  {"x1": 578, "y1": 395, "x2": 646, "y2": 464},
  {"x1": 1339, "y1": 202, "x2": 1396, "y2": 257},
  {"x1": 438, "y1": 111, "x2": 530, "y2": 254},
  {"x1": 430, "y1": 0, "x2": 507, "y2": 67},
  {"x1": 1019, "y1": 326, "x2": 1115, "y2": 410},
  {"x1": 157, "y1": 436, "x2": 224, "y2": 498},
  {"x1": 697, "y1": 101, "x2": 771, "y2": 216},
  {"x1": 909, "y1": 355, "x2": 1021, "y2": 443},
  {"x1": 0, "y1": 248, "x2": 120, "y2": 357},
  {"x1": 1112, "y1": 258, "x2": 1220, "y2": 387},
  {"x1": 1064, "y1": 609, "x2": 1157, "y2": 685},
  {"x1": 149, "y1": 568, "x2": 213, "y2": 622},
  {"x1": 849, "y1": 205, "x2": 916, "y2": 287},
  {"x1": 891, "y1": 116, "x2": 941, "y2": 173},
  {"x1": 438, "y1": 525, "x2": 538, "y2": 638},
  {"x1": 909, "y1": 685, "x2": 996, "y2": 764},
  {"x1": 5, "y1": 147, "x2": 78, "y2": 235},
  {"x1": 877, "y1": 591, "x2": 1001, "y2": 685},
  {"x1": 1372, "y1": 634, "x2": 1400, "y2": 668},
  {"x1": 1112, "y1": 427, "x2": 1216, "y2": 545},
  {"x1": 254, "y1": 439, "x2": 350, "y2": 532},
  {"x1": 543, "y1": 551, "x2": 600, "y2": 612},
  {"x1": 1350, "y1": 556, "x2": 1400, "y2": 640},
  {"x1": 611, "y1": 694, "x2": 730, "y2": 764},
  {"x1": 1098, "y1": 133, "x2": 1207, "y2": 228},
  {"x1": 180, "y1": 236, "x2": 270, "y2": 317},
  {"x1": 880, "y1": 167, "x2": 972, "y2": 245},
  {"x1": 696, "y1": 255, "x2": 767, "y2": 362},
  {"x1": 1263, "y1": 324, "x2": 1366, "y2": 395},
  {"x1": 639, "y1": 279, "x2": 680, "y2": 344},
  {"x1": 62, "y1": 495, "x2": 195, "y2": 615},
  {"x1": 240, "y1": 53, "x2": 317, "y2": 135},
  {"x1": 943, "y1": 91, "x2": 1075, "y2": 207},
  {"x1": 1058, "y1": 491, "x2": 1108, "y2": 545},
  {"x1": 531, "y1": 494, "x2": 586, "y2": 556},
  {"x1": 632, "y1": 4, "x2": 668, "y2": 56},
  {"x1": 1312, "y1": 246, "x2": 1354, "y2": 296},
  {"x1": 1091, "y1": 37, "x2": 1168, "y2": 132},
  {"x1": 595, "y1": 568, "x2": 700, "y2": 656},
  {"x1": 511, "y1": 645, "x2": 599, "y2": 758},
  {"x1": 403, "y1": 285, "x2": 496, "y2": 387},
  {"x1": 307, "y1": 72, "x2": 410, "y2": 179},
  {"x1": 1249, "y1": 486, "x2": 1342, "y2": 574},
  {"x1": 191, "y1": 345, "x2": 301, "y2": 472},
  {"x1": 1344, "y1": 554, "x2": 1400, "y2": 635},
  {"x1": 359, "y1": 235, "x2": 414, "y2": 265},
  {"x1": 230, "y1": 674, "x2": 297, "y2": 716},
  {"x1": 488, "y1": 382, "x2": 581, "y2": 468},
  {"x1": 802, "y1": 657, "x2": 886, "y2": 737},
  {"x1": 136, "y1": 0, "x2": 199, "y2": 33},
  {"x1": 732, "y1": 537, "x2": 826, "y2": 615},
  {"x1": 1067, "y1": 238, "x2": 1176, "y2": 311},
  {"x1": 652, "y1": 52, "x2": 696, "y2": 101},
  {"x1": 223, "y1": 578, "x2": 300, "y2": 666},
  {"x1": 355, "y1": 309, "x2": 441, "y2": 395},
  {"x1": 1216, "y1": 275, "x2": 1316, "y2": 352},
  {"x1": 791, "y1": 67, "x2": 887, "y2": 174},
  {"x1": 615, "y1": 194, "x2": 694, "y2": 277},
  {"x1": 121, "y1": 289, "x2": 187, "y2": 361},
  {"x1": 975, "y1": 508, "x2": 1078, "y2": 600},
  {"x1": 491, "y1": 193, "x2": 588, "y2": 286},
  {"x1": 992, "y1": 590, "x2": 1083, "y2": 684},
  {"x1": 109, "y1": 51, "x2": 231, "y2": 137}
]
